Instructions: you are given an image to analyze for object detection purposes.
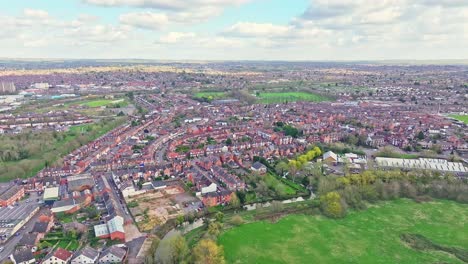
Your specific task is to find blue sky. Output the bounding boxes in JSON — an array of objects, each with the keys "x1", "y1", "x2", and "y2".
[{"x1": 0, "y1": 0, "x2": 467, "y2": 60}]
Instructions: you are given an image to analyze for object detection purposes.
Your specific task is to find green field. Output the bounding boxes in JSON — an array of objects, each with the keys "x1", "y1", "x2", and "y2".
[
  {"x1": 450, "y1": 115, "x2": 468, "y2": 124},
  {"x1": 194, "y1": 92, "x2": 227, "y2": 99},
  {"x1": 219, "y1": 199, "x2": 468, "y2": 264},
  {"x1": 80, "y1": 99, "x2": 119, "y2": 107},
  {"x1": 257, "y1": 92, "x2": 330, "y2": 104}
]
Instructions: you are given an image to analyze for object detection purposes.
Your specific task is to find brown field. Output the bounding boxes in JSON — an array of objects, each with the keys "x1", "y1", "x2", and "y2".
[{"x1": 126, "y1": 185, "x2": 198, "y2": 232}]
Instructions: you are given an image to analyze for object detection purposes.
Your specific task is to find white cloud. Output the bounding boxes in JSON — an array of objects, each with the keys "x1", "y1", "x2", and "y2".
[
  {"x1": 158, "y1": 32, "x2": 196, "y2": 44},
  {"x1": 83, "y1": 0, "x2": 249, "y2": 10},
  {"x1": 23, "y1": 8, "x2": 50, "y2": 19},
  {"x1": 223, "y1": 22, "x2": 292, "y2": 38},
  {"x1": 119, "y1": 12, "x2": 169, "y2": 30}
]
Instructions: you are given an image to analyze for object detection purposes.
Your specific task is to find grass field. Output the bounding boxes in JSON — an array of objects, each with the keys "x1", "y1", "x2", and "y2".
[
  {"x1": 257, "y1": 92, "x2": 330, "y2": 104},
  {"x1": 264, "y1": 173, "x2": 296, "y2": 196},
  {"x1": 80, "y1": 99, "x2": 117, "y2": 107},
  {"x1": 219, "y1": 199, "x2": 468, "y2": 264},
  {"x1": 194, "y1": 92, "x2": 227, "y2": 99},
  {"x1": 450, "y1": 115, "x2": 468, "y2": 124}
]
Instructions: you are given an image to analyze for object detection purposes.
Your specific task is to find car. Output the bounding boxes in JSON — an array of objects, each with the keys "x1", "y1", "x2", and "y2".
[{"x1": 0, "y1": 247, "x2": 4, "y2": 252}]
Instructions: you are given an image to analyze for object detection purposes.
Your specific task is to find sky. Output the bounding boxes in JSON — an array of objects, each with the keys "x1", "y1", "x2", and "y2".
[{"x1": 0, "y1": 0, "x2": 467, "y2": 61}]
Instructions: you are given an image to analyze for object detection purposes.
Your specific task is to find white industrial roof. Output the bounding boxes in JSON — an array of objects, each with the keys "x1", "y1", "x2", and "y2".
[
  {"x1": 375, "y1": 157, "x2": 467, "y2": 173},
  {"x1": 43, "y1": 187, "x2": 59, "y2": 200}
]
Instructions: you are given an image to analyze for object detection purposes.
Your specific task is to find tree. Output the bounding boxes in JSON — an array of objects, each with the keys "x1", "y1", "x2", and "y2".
[
  {"x1": 192, "y1": 239, "x2": 225, "y2": 264},
  {"x1": 155, "y1": 233, "x2": 188, "y2": 264},
  {"x1": 275, "y1": 161, "x2": 289, "y2": 176},
  {"x1": 229, "y1": 193, "x2": 241, "y2": 209},
  {"x1": 230, "y1": 215, "x2": 244, "y2": 226},
  {"x1": 85, "y1": 205, "x2": 100, "y2": 219},
  {"x1": 320, "y1": 191, "x2": 346, "y2": 218},
  {"x1": 225, "y1": 138, "x2": 232, "y2": 146},
  {"x1": 206, "y1": 222, "x2": 223, "y2": 240},
  {"x1": 214, "y1": 212, "x2": 224, "y2": 223},
  {"x1": 145, "y1": 237, "x2": 161, "y2": 264},
  {"x1": 417, "y1": 131, "x2": 425, "y2": 140}
]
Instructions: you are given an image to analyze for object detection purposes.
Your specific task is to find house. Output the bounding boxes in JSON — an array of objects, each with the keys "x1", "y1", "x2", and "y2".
[
  {"x1": 18, "y1": 233, "x2": 40, "y2": 248},
  {"x1": 67, "y1": 174, "x2": 95, "y2": 192},
  {"x1": 38, "y1": 209, "x2": 55, "y2": 223},
  {"x1": 323, "y1": 151, "x2": 338, "y2": 164},
  {"x1": 71, "y1": 246, "x2": 100, "y2": 264},
  {"x1": 32, "y1": 221, "x2": 50, "y2": 234},
  {"x1": 42, "y1": 248, "x2": 73, "y2": 264},
  {"x1": 251, "y1": 162, "x2": 267, "y2": 174},
  {"x1": 202, "y1": 190, "x2": 232, "y2": 207},
  {"x1": 94, "y1": 215, "x2": 125, "y2": 241},
  {"x1": 98, "y1": 245, "x2": 127, "y2": 263},
  {"x1": 10, "y1": 249, "x2": 35, "y2": 264}
]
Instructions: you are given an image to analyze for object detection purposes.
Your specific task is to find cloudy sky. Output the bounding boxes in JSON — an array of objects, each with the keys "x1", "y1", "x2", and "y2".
[{"x1": 0, "y1": 0, "x2": 467, "y2": 60}]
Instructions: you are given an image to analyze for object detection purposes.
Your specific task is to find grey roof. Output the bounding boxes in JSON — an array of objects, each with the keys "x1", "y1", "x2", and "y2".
[
  {"x1": 13, "y1": 249, "x2": 34, "y2": 263},
  {"x1": 67, "y1": 174, "x2": 95, "y2": 191},
  {"x1": 252, "y1": 161, "x2": 267, "y2": 170},
  {"x1": 32, "y1": 222, "x2": 48, "y2": 233},
  {"x1": 100, "y1": 245, "x2": 127, "y2": 260},
  {"x1": 0, "y1": 185, "x2": 22, "y2": 200},
  {"x1": 73, "y1": 246, "x2": 99, "y2": 261},
  {"x1": 18, "y1": 233, "x2": 38, "y2": 246}
]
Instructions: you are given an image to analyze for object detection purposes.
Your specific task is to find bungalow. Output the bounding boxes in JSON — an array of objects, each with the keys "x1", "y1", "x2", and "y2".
[
  {"x1": 42, "y1": 248, "x2": 73, "y2": 264},
  {"x1": 98, "y1": 245, "x2": 127, "y2": 264},
  {"x1": 71, "y1": 246, "x2": 100, "y2": 264}
]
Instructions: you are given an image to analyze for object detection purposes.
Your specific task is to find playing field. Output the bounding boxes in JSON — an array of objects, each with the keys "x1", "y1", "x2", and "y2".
[
  {"x1": 80, "y1": 99, "x2": 117, "y2": 107},
  {"x1": 257, "y1": 92, "x2": 330, "y2": 103},
  {"x1": 219, "y1": 199, "x2": 468, "y2": 264},
  {"x1": 450, "y1": 115, "x2": 468, "y2": 124},
  {"x1": 194, "y1": 92, "x2": 226, "y2": 99}
]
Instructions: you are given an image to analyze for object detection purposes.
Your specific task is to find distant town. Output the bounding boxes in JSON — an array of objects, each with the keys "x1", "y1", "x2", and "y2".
[{"x1": 0, "y1": 60, "x2": 466, "y2": 264}]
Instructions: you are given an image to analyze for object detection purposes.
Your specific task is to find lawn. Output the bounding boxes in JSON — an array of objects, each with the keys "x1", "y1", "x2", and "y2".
[
  {"x1": 264, "y1": 174, "x2": 296, "y2": 196},
  {"x1": 219, "y1": 199, "x2": 468, "y2": 264},
  {"x1": 256, "y1": 92, "x2": 330, "y2": 104},
  {"x1": 450, "y1": 115, "x2": 468, "y2": 124}
]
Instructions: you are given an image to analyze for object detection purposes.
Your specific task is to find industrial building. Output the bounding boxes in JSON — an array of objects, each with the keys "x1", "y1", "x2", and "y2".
[
  {"x1": 0, "y1": 204, "x2": 39, "y2": 242},
  {"x1": 0, "y1": 185, "x2": 25, "y2": 207},
  {"x1": 43, "y1": 187, "x2": 59, "y2": 205},
  {"x1": 375, "y1": 157, "x2": 467, "y2": 173}
]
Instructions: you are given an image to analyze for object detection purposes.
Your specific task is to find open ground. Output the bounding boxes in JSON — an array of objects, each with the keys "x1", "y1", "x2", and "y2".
[{"x1": 219, "y1": 199, "x2": 468, "y2": 264}]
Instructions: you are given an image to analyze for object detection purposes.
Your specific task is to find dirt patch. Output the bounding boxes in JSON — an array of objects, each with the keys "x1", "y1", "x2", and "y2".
[{"x1": 125, "y1": 184, "x2": 199, "y2": 232}]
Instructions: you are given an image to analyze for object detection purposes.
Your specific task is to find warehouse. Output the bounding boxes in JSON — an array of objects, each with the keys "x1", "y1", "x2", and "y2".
[
  {"x1": 0, "y1": 204, "x2": 39, "y2": 241},
  {"x1": 43, "y1": 187, "x2": 59, "y2": 205},
  {"x1": 375, "y1": 157, "x2": 467, "y2": 173}
]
